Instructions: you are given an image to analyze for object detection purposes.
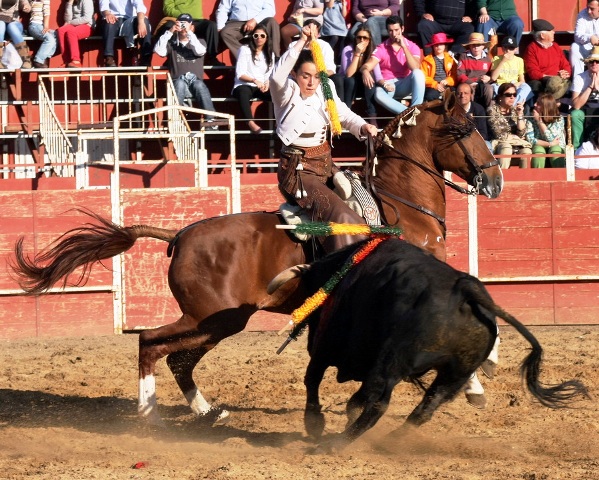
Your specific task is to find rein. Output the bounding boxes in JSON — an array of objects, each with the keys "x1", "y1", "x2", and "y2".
[{"x1": 363, "y1": 115, "x2": 499, "y2": 227}]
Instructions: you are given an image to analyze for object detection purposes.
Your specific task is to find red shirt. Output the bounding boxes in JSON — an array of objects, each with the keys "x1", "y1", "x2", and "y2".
[{"x1": 524, "y1": 41, "x2": 571, "y2": 81}]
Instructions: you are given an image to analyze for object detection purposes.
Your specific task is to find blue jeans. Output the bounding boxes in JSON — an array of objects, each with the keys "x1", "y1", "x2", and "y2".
[
  {"x1": 102, "y1": 16, "x2": 153, "y2": 60},
  {"x1": 174, "y1": 72, "x2": 216, "y2": 120},
  {"x1": 349, "y1": 17, "x2": 388, "y2": 47},
  {"x1": 373, "y1": 69, "x2": 425, "y2": 115},
  {"x1": 27, "y1": 23, "x2": 57, "y2": 62},
  {"x1": 0, "y1": 20, "x2": 25, "y2": 43},
  {"x1": 476, "y1": 15, "x2": 524, "y2": 46}
]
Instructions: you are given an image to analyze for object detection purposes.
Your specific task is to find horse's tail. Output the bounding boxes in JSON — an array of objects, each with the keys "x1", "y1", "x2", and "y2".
[
  {"x1": 11, "y1": 209, "x2": 178, "y2": 295},
  {"x1": 458, "y1": 276, "x2": 589, "y2": 408}
]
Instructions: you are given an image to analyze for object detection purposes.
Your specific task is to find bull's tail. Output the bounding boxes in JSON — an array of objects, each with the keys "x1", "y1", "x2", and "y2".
[
  {"x1": 11, "y1": 209, "x2": 178, "y2": 296},
  {"x1": 459, "y1": 276, "x2": 589, "y2": 408}
]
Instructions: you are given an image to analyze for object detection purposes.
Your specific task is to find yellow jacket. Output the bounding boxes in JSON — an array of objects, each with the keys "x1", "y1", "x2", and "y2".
[{"x1": 422, "y1": 53, "x2": 458, "y2": 89}]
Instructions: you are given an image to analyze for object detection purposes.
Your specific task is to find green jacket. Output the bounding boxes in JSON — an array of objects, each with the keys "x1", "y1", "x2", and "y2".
[
  {"x1": 477, "y1": 0, "x2": 517, "y2": 21},
  {"x1": 163, "y1": 0, "x2": 203, "y2": 20}
]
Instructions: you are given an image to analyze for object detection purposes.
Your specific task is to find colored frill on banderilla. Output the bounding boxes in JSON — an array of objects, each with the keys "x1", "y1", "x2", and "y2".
[
  {"x1": 309, "y1": 40, "x2": 342, "y2": 137},
  {"x1": 276, "y1": 222, "x2": 403, "y2": 354}
]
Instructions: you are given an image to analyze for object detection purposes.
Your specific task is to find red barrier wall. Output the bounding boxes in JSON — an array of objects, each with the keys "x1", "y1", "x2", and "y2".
[{"x1": 2, "y1": 179, "x2": 599, "y2": 339}]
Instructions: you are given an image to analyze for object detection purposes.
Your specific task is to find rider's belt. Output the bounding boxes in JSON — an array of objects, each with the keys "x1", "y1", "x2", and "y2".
[{"x1": 283, "y1": 142, "x2": 330, "y2": 159}]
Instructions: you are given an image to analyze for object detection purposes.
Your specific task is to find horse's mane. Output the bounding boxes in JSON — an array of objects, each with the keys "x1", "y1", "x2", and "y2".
[{"x1": 378, "y1": 99, "x2": 476, "y2": 146}]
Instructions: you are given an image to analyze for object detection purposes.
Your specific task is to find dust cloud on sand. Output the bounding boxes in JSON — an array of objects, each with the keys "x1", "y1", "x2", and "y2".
[{"x1": 0, "y1": 327, "x2": 597, "y2": 479}]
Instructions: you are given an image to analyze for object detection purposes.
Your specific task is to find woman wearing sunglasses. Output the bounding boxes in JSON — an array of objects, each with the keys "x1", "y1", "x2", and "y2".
[
  {"x1": 487, "y1": 82, "x2": 532, "y2": 168},
  {"x1": 232, "y1": 24, "x2": 276, "y2": 134},
  {"x1": 336, "y1": 25, "x2": 381, "y2": 125}
]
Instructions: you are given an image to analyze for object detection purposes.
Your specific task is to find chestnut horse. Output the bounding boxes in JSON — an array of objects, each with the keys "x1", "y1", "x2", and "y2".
[{"x1": 11, "y1": 94, "x2": 503, "y2": 425}]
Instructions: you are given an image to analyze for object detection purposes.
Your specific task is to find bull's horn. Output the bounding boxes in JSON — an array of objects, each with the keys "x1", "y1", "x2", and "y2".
[{"x1": 266, "y1": 264, "x2": 311, "y2": 294}]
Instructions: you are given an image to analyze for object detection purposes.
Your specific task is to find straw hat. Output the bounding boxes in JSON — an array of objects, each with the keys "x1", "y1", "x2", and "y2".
[
  {"x1": 425, "y1": 32, "x2": 454, "y2": 48},
  {"x1": 585, "y1": 46, "x2": 599, "y2": 63},
  {"x1": 462, "y1": 32, "x2": 490, "y2": 48}
]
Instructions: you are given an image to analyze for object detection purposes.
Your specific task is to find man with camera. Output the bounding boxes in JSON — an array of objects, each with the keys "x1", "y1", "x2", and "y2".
[{"x1": 154, "y1": 13, "x2": 219, "y2": 127}]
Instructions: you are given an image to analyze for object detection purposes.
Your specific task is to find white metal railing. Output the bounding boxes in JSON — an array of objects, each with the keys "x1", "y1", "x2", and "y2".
[{"x1": 38, "y1": 81, "x2": 75, "y2": 176}]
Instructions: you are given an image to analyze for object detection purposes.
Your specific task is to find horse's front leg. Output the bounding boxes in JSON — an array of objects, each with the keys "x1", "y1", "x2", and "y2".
[{"x1": 304, "y1": 358, "x2": 328, "y2": 439}]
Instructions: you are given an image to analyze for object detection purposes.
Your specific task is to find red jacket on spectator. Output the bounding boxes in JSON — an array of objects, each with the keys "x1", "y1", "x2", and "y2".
[{"x1": 524, "y1": 41, "x2": 571, "y2": 81}]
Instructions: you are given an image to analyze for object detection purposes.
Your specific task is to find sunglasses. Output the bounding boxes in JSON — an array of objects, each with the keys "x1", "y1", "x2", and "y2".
[
  {"x1": 356, "y1": 35, "x2": 370, "y2": 40},
  {"x1": 503, "y1": 92, "x2": 517, "y2": 97},
  {"x1": 589, "y1": 60, "x2": 599, "y2": 64},
  {"x1": 253, "y1": 33, "x2": 267, "y2": 39}
]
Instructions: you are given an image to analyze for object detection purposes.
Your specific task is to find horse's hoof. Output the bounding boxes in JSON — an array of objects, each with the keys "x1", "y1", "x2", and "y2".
[
  {"x1": 198, "y1": 406, "x2": 230, "y2": 426},
  {"x1": 466, "y1": 392, "x2": 487, "y2": 409},
  {"x1": 480, "y1": 359, "x2": 497, "y2": 379},
  {"x1": 213, "y1": 408, "x2": 230, "y2": 425},
  {"x1": 139, "y1": 407, "x2": 166, "y2": 428}
]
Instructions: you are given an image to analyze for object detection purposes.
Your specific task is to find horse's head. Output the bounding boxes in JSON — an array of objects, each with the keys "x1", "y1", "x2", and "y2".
[
  {"x1": 433, "y1": 91, "x2": 503, "y2": 199},
  {"x1": 376, "y1": 92, "x2": 503, "y2": 199}
]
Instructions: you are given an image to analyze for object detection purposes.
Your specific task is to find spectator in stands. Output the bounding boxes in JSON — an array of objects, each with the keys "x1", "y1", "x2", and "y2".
[
  {"x1": 154, "y1": 13, "x2": 218, "y2": 127},
  {"x1": 232, "y1": 23, "x2": 275, "y2": 134},
  {"x1": 271, "y1": 22, "x2": 378, "y2": 253},
  {"x1": 280, "y1": 0, "x2": 324, "y2": 51},
  {"x1": 154, "y1": 0, "x2": 222, "y2": 66},
  {"x1": 475, "y1": 0, "x2": 524, "y2": 46},
  {"x1": 524, "y1": 19, "x2": 572, "y2": 103},
  {"x1": 359, "y1": 15, "x2": 425, "y2": 115},
  {"x1": 320, "y1": 0, "x2": 348, "y2": 64},
  {"x1": 490, "y1": 35, "x2": 531, "y2": 105},
  {"x1": 571, "y1": 0, "x2": 599, "y2": 78},
  {"x1": 455, "y1": 81, "x2": 492, "y2": 150},
  {"x1": 487, "y1": 82, "x2": 532, "y2": 168},
  {"x1": 28, "y1": 0, "x2": 56, "y2": 68},
  {"x1": 216, "y1": 0, "x2": 280, "y2": 61},
  {"x1": 414, "y1": 0, "x2": 476, "y2": 57},
  {"x1": 524, "y1": 93, "x2": 566, "y2": 168},
  {"x1": 0, "y1": 0, "x2": 32, "y2": 69},
  {"x1": 575, "y1": 125, "x2": 599, "y2": 168},
  {"x1": 348, "y1": 0, "x2": 400, "y2": 47},
  {"x1": 422, "y1": 32, "x2": 457, "y2": 101},
  {"x1": 570, "y1": 46, "x2": 599, "y2": 149},
  {"x1": 57, "y1": 0, "x2": 94, "y2": 68},
  {"x1": 99, "y1": 0, "x2": 153, "y2": 67},
  {"x1": 334, "y1": 24, "x2": 380, "y2": 124},
  {"x1": 456, "y1": 32, "x2": 494, "y2": 108},
  {"x1": 290, "y1": 19, "x2": 336, "y2": 75}
]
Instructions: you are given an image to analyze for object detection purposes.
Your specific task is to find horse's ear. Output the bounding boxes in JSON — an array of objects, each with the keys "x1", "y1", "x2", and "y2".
[{"x1": 443, "y1": 89, "x2": 457, "y2": 113}]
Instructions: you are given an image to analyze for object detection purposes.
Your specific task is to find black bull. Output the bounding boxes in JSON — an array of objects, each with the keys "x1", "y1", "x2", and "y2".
[{"x1": 270, "y1": 237, "x2": 588, "y2": 447}]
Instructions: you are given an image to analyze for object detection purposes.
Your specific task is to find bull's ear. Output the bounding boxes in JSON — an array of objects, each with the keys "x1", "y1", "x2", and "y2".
[{"x1": 444, "y1": 89, "x2": 457, "y2": 113}]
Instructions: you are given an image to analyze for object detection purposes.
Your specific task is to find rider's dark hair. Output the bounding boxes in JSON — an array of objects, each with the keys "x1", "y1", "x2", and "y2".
[{"x1": 293, "y1": 49, "x2": 315, "y2": 72}]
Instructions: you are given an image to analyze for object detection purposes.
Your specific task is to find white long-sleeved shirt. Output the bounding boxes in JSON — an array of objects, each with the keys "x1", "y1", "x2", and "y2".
[
  {"x1": 215, "y1": 0, "x2": 275, "y2": 31},
  {"x1": 270, "y1": 45, "x2": 365, "y2": 146},
  {"x1": 232, "y1": 44, "x2": 275, "y2": 91},
  {"x1": 574, "y1": 9, "x2": 599, "y2": 47}
]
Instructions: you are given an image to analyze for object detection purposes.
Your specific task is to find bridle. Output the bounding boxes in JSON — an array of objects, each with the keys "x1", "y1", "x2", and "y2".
[{"x1": 363, "y1": 117, "x2": 499, "y2": 228}]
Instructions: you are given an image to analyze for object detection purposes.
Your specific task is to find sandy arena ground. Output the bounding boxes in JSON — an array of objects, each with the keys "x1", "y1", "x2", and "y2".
[{"x1": 0, "y1": 326, "x2": 597, "y2": 479}]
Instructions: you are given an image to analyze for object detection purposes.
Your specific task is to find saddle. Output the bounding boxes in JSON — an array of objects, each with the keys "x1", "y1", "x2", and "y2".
[{"x1": 280, "y1": 170, "x2": 381, "y2": 241}]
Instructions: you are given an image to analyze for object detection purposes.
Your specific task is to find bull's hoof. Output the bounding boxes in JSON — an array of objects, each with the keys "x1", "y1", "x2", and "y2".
[
  {"x1": 304, "y1": 410, "x2": 325, "y2": 439},
  {"x1": 465, "y1": 392, "x2": 487, "y2": 409},
  {"x1": 480, "y1": 359, "x2": 497, "y2": 379}
]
